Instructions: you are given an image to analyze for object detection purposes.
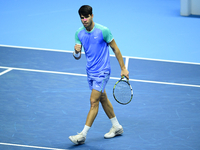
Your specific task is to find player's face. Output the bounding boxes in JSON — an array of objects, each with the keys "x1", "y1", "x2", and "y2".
[{"x1": 80, "y1": 14, "x2": 94, "y2": 31}]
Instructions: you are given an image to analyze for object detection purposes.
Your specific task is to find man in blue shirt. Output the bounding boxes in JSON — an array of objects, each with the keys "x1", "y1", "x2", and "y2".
[{"x1": 69, "y1": 5, "x2": 129, "y2": 145}]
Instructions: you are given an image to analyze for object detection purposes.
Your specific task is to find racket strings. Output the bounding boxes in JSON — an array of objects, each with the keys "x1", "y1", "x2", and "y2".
[{"x1": 114, "y1": 81, "x2": 132, "y2": 103}]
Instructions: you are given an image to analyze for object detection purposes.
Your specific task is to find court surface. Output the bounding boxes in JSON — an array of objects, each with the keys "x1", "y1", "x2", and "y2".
[
  {"x1": 1, "y1": 0, "x2": 200, "y2": 63},
  {"x1": 0, "y1": 45, "x2": 200, "y2": 150}
]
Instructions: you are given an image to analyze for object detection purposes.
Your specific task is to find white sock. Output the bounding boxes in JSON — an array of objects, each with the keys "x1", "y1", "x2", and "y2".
[
  {"x1": 110, "y1": 116, "x2": 120, "y2": 127},
  {"x1": 81, "y1": 125, "x2": 90, "y2": 137}
]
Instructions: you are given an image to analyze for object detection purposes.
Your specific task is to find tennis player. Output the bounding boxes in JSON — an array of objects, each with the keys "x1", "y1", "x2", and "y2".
[{"x1": 69, "y1": 5, "x2": 129, "y2": 145}]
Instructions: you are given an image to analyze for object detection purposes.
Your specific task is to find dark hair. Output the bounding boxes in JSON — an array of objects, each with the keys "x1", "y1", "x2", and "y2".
[{"x1": 78, "y1": 5, "x2": 93, "y2": 17}]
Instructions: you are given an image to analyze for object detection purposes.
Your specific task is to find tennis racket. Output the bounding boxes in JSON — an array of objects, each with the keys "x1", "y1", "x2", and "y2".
[{"x1": 113, "y1": 76, "x2": 133, "y2": 105}]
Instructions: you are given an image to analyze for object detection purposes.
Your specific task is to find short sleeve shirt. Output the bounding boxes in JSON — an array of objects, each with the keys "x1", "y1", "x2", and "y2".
[{"x1": 75, "y1": 23, "x2": 114, "y2": 75}]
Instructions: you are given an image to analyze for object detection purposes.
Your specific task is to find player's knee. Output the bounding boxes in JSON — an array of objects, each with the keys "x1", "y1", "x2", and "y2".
[{"x1": 90, "y1": 98, "x2": 99, "y2": 108}]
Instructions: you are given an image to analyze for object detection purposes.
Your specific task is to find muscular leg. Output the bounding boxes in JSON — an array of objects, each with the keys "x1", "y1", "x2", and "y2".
[
  {"x1": 100, "y1": 90, "x2": 115, "y2": 119},
  {"x1": 69, "y1": 89, "x2": 122, "y2": 144},
  {"x1": 100, "y1": 89, "x2": 123, "y2": 138},
  {"x1": 85, "y1": 89, "x2": 102, "y2": 127},
  {"x1": 69, "y1": 89, "x2": 102, "y2": 144}
]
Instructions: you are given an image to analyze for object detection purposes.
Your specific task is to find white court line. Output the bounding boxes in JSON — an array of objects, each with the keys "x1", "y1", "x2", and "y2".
[
  {"x1": 110, "y1": 77, "x2": 200, "y2": 88},
  {"x1": 0, "y1": 44, "x2": 73, "y2": 54},
  {"x1": 0, "y1": 68, "x2": 13, "y2": 76},
  {"x1": 125, "y1": 57, "x2": 129, "y2": 70},
  {"x1": 129, "y1": 79, "x2": 200, "y2": 88},
  {"x1": 0, "y1": 142, "x2": 69, "y2": 150},
  {"x1": 0, "y1": 45, "x2": 200, "y2": 88},
  {"x1": 1, "y1": 44, "x2": 200, "y2": 65},
  {"x1": 123, "y1": 55, "x2": 200, "y2": 66},
  {"x1": 0, "y1": 66, "x2": 87, "y2": 77},
  {"x1": 0, "y1": 66, "x2": 200, "y2": 88}
]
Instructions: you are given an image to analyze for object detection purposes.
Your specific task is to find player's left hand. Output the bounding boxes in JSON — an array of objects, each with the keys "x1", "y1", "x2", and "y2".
[{"x1": 121, "y1": 68, "x2": 129, "y2": 80}]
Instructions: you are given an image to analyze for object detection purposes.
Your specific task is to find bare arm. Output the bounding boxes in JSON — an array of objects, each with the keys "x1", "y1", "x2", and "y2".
[{"x1": 109, "y1": 39, "x2": 129, "y2": 79}]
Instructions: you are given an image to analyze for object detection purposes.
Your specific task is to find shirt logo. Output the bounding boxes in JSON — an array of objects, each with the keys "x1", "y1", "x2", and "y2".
[{"x1": 94, "y1": 36, "x2": 98, "y2": 39}]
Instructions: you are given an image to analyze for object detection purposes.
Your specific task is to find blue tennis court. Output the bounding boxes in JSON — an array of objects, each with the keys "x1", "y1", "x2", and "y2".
[
  {"x1": 0, "y1": 45, "x2": 200, "y2": 150},
  {"x1": 1, "y1": 0, "x2": 200, "y2": 149}
]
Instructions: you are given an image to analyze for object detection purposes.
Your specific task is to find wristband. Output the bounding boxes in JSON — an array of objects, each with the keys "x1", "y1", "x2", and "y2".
[{"x1": 73, "y1": 51, "x2": 80, "y2": 58}]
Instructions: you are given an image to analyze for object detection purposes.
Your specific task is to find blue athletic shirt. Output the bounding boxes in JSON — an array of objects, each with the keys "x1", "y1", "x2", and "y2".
[{"x1": 75, "y1": 23, "x2": 114, "y2": 75}]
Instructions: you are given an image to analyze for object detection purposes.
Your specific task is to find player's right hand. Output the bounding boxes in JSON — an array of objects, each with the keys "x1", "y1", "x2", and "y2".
[{"x1": 74, "y1": 44, "x2": 82, "y2": 54}]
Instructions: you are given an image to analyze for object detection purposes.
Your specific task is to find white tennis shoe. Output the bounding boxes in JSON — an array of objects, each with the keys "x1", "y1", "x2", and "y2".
[
  {"x1": 69, "y1": 132, "x2": 86, "y2": 145},
  {"x1": 104, "y1": 125, "x2": 123, "y2": 138}
]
